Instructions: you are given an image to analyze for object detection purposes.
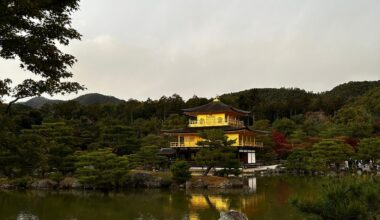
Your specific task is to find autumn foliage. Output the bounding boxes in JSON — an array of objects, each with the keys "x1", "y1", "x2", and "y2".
[{"x1": 272, "y1": 131, "x2": 292, "y2": 159}]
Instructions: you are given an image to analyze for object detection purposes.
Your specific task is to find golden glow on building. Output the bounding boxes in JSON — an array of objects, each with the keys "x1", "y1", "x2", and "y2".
[{"x1": 162, "y1": 99, "x2": 267, "y2": 164}]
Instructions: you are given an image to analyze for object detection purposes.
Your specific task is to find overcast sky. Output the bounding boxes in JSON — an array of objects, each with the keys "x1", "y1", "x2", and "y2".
[{"x1": 2, "y1": 0, "x2": 380, "y2": 101}]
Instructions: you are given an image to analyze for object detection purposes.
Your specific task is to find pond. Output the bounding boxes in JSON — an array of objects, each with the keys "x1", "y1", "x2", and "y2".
[{"x1": 0, "y1": 176, "x2": 321, "y2": 220}]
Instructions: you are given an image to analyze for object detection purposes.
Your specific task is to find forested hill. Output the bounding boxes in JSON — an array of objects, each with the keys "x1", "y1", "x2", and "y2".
[
  {"x1": 325, "y1": 80, "x2": 380, "y2": 99},
  {"x1": 21, "y1": 93, "x2": 123, "y2": 108},
  {"x1": 20, "y1": 97, "x2": 63, "y2": 109},
  {"x1": 1, "y1": 80, "x2": 380, "y2": 183},
  {"x1": 73, "y1": 93, "x2": 124, "y2": 105},
  {"x1": 220, "y1": 80, "x2": 380, "y2": 120},
  {"x1": 15, "y1": 80, "x2": 380, "y2": 121}
]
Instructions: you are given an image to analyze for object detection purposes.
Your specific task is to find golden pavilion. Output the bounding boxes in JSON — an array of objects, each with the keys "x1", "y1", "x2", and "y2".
[{"x1": 162, "y1": 98, "x2": 266, "y2": 164}]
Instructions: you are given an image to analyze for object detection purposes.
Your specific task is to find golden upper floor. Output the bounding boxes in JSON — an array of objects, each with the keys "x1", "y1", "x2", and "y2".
[
  {"x1": 188, "y1": 113, "x2": 244, "y2": 127},
  {"x1": 182, "y1": 98, "x2": 250, "y2": 128}
]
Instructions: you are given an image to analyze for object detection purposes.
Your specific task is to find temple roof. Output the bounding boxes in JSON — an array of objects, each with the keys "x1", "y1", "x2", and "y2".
[
  {"x1": 162, "y1": 126, "x2": 269, "y2": 135},
  {"x1": 182, "y1": 99, "x2": 251, "y2": 116},
  {"x1": 158, "y1": 148, "x2": 177, "y2": 155}
]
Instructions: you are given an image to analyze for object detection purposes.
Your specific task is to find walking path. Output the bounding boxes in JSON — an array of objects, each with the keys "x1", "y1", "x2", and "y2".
[
  {"x1": 190, "y1": 164, "x2": 282, "y2": 175},
  {"x1": 242, "y1": 164, "x2": 281, "y2": 173}
]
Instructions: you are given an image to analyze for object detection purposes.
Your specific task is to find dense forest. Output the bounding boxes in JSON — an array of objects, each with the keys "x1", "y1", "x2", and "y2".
[{"x1": 0, "y1": 80, "x2": 380, "y2": 188}]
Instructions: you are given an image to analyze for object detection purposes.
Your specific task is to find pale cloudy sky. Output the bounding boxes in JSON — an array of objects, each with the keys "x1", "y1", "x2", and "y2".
[{"x1": 2, "y1": 0, "x2": 380, "y2": 101}]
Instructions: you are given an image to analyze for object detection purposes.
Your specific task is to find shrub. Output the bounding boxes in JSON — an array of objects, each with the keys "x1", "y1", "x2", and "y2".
[
  {"x1": 11, "y1": 177, "x2": 33, "y2": 188},
  {"x1": 170, "y1": 160, "x2": 191, "y2": 184},
  {"x1": 74, "y1": 149, "x2": 129, "y2": 190},
  {"x1": 47, "y1": 172, "x2": 63, "y2": 182},
  {"x1": 292, "y1": 177, "x2": 380, "y2": 220}
]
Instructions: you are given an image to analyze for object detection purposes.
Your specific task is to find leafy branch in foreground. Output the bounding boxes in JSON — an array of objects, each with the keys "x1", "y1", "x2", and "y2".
[{"x1": 0, "y1": 0, "x2": 85, "y2": 113}]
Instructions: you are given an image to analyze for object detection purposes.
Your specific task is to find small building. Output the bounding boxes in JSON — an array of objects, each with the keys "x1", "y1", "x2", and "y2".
[{"x1": 162, "y1": 98, "x2": 267, "y2": 165}]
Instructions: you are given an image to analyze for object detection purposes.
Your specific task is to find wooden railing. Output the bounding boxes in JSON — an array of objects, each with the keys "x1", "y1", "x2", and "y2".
[
  {"x1": 238, "y1": 141, "x2": 264, "y2": 148},
  {"x1": 169, "y1": 141, "x2": 264, "y2": 148},
  {"x1": 170, "y1": 142, "x2": 185, "y2": 147},
  {"x1": 188, "y1": 118, "x2": 244, "y2": 127}
]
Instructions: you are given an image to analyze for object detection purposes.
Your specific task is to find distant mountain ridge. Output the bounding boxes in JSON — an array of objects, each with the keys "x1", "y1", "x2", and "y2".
[
  {"x1": 19, "y1": 80, "x2": 380, "y2": 109},
  {"x1": 324, "y1": 80, "x2": 380, "y2": 100},
  {"x1": 21, "y1": 97, "x2": 63, "y2": 109},
  {"x1": 21, "y1": 93, "x2": 124, "y2": 108},
  {"x1": 73, "y1": 93, "x2": 124, "y2": 105}
]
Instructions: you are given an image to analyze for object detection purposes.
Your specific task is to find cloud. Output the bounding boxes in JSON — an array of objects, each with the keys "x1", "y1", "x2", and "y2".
[{"x1": 2, "y1": 0, "x2": 380, "y2": 101}]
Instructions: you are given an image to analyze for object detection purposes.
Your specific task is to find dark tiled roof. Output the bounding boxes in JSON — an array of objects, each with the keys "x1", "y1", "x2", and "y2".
[
  {"x1": 158, "y1": 148, "x2": 177, "y2": 155},
  {"x1": 162, "y1": 126, "x2": 269, "y2": 135},
  {"x1": 182, "y1": 100, "x2": 250, "y2": 116}
]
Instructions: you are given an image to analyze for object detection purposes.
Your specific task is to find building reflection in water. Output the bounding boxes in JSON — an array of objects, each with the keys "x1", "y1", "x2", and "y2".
[
  {"x1": 188, "y1": 212, "x2": 200, "y2": 220},
  {"x1": 187, "y1": 177, "x2": 261, "y2": 220},
  {"x1": 248, "y1": 177, "x2": 257, "y2": 193},
  {"x1": 17, "y1": 212, "x2": 39, "y2": 220},
  {"x1": 190, "y1": 195, "x2": 229, "y2": 211},
  {"x1": 188, "y1": 194, "x2": 230, "y2": 220}
]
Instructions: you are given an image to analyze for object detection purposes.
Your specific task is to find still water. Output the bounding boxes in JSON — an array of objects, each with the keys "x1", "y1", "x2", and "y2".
[{"x1": 0, "y1": 176, "x2": 320, "y2": 220}]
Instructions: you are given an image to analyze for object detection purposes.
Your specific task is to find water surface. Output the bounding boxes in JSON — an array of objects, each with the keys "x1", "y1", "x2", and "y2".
[{"x1": 0, "y1": 176, "x2": 320, "y2": 220}]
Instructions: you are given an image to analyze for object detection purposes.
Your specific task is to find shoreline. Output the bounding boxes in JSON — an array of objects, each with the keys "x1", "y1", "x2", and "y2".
[{"x1": 3, "y1": 171, "x2": 373, "y2": 192}]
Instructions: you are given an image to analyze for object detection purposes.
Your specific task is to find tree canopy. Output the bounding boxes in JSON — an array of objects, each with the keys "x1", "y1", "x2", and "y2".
[
  {"x1": 286, "y1": 140, "x2": 354, "y2": 172},
  {"x1": 0, "y1": 0, "x2": 84, "y2": 112},
  {"x1": 356, "y1": 138, "x2": 380, "y2": 162},
  {"x1": 0, "y1": 81, "x2": 380, "y2": 183},
  {"x1": 292, "y1": 177, "x2": 380, "y2": 220},
  {"x1": 196, "y1": 129, "x2": 240, "y2": 176}
]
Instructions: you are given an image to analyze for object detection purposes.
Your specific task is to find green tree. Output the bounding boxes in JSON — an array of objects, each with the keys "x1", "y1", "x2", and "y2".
[
  {"x1": 334, "y1": 106, "x2": 373, "y2": 138},
  {"x1": 286, "y1": 148, "x2": 312, "y2": 171},
  {"x1": 309, "y1": 140, "x2": 353, "y2": 171},
  {"x1": 252, "y1": 119, "x2": 271, "y2": 130},
  {"x1": 289, "y1": 129, "x2": 307, "y2": 144},
  {"x1": 133, "y1": 117, "x2": 162, "y2": 137},
  {"x1": 195, "y1": 129, "x2": 239, "y2": 176},
  {"x1": 256, "y1": 145, "x2": 277, "y2": 162},
  {"x1": 71, "y1": 117, "x2": 100, "y2": 150},
  {"x1": 0, "y1": 132, "x2": 48, "y2": 177},
  {"x1": 170, "y1": 160, "x2": 191, "y2": 184},
  {"x1": 185, "y1": 95, "x2": 209, "y2": 108},
  {"x1": 319, "y1": 122, "x2": 349, "y2": 138},
  {"x1": 0, "y1": 0, "x2": 84, "y2": 113},
  {"x1": 162, "y1": 114, "x2": 187, "y2": 130},
  {"x1": 286, "y1": 140, "x2": 353, "y2": 172},
  {"x1": 75, "y1": 149, "x2": 129, "y2": 190},
  {"x1": 292, "y1": 177, "x2": 380, "y2": 220},
  {"x1": 272, "y1": 118, "x2": 297, "y2": 137},
  {"x1": 141, "y1": 134, "x2": 168, "y2": 148},
  {"x1": 21, "y1": 122, "x2": 77, "y2": 174},
  {"x1": 356, "y1": 138, "x2": 380, "y2": 163},
  {"x1": 0, "y1": 132, "x2": 19, "y2": 177},
  {"x1": 197, "y1": 129, "x2": 236, "y2": 149},
  {"x1": 351, "y1": 86, "x2": 380, "y2": 118},
  {"x1": 92, "y1": 124, "x2": 140, "y2": 155},
  {"x1": 50, "y1": 101, "x2": 81, "y2": 120},
  {"x1": 302, "y1": 114, "x2": 328, "y2": 136},
  {"x1": 156, "y1": 94, "x2": 185, "y2": 120},
  {"x1": 128, "y1": 146, "x2": 168, "y2": 170}
]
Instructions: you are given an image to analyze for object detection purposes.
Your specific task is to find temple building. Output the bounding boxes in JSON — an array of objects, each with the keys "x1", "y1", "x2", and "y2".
[{"x1": 162, "y1": 98, "x2": 266, "y2": 164}]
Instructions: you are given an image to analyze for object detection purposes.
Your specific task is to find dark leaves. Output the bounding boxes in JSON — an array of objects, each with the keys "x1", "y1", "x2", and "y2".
[{"x1": 0, "y1": 0, "x2": 84, "y2": 109}]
